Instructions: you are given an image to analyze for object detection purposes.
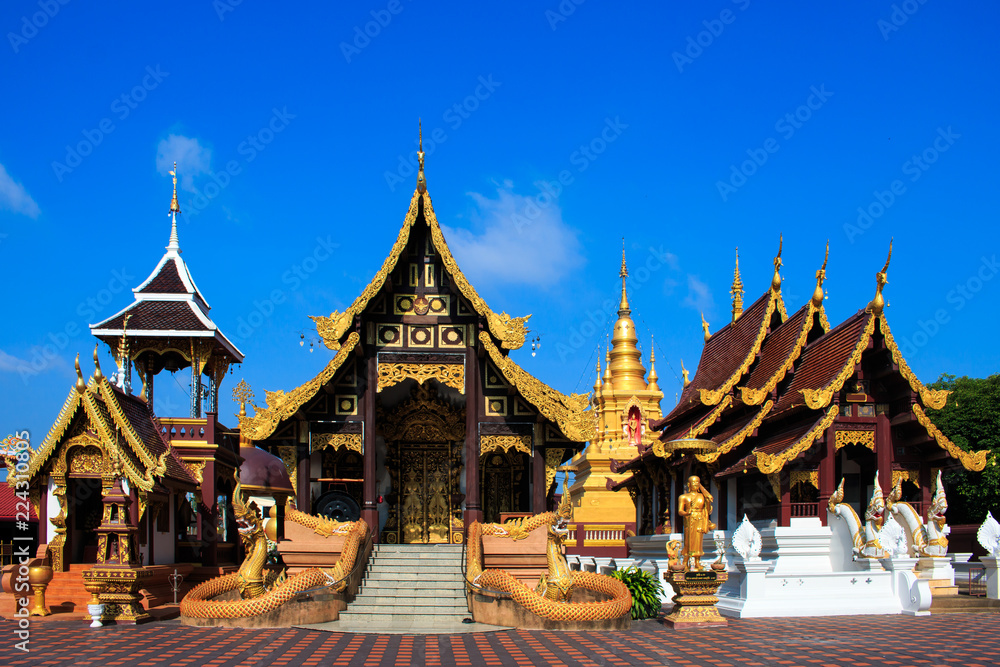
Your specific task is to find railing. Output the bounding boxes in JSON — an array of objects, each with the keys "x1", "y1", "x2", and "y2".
[
  {"x1": 790, "y1": 502, "x2": 819, "y2": 518},
  {"x1": 159, "y1": 417, "x2": 212, "y2": 442},
  {"x1": 966, "y1": 565, "x2": 986, "y2": 597}
]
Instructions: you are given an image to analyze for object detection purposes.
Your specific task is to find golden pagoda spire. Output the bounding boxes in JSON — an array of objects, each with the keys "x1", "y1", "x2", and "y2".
[
  {"x1": 701, "y1": 312, "x2": 711, "y2": 343},
  {"x1": 730, "y1": 247, "x2": 744, "y2": 322},
  {"x1": 771, "y1": 234, "x2": 783, "y2": 291},
  {"x1": 812, "y1": 240, "x2": 830, "y2": 307},
  {"x1": 869, "y1": 238, "x2": 893, "y2": 314},
  {"x1": 646, "y1": 337, "x2": 660, "y2": 392},
  {"x1": 681, "y1": 358, "x2": 691, "y2": 387},
  {"x1": 167, "y1": 162, "x2": 181, "y2": 252},
  {"x1": 609, "y1": 243, "x2": 647, "y2": 391},
  {"x1": 602, "y1": 345, "x2": 613, "y2": 389},
  {"x1": 416, "y1": 119, "x2": 426, "y2": 194},
  {"x1": 593, "y1": 360, "x2": 603, "y2": 398},
  {"x1": 118, "y1": 314, "x2": 132, "y2": 393},
  {"x1": 618, "y1": 239, "x2": 629, "y2": 314}
]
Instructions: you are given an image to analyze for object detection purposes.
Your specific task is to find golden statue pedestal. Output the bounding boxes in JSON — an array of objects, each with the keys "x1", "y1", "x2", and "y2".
[{"x1": 663, "y1": 569, "x2": 729, "y2": 629}]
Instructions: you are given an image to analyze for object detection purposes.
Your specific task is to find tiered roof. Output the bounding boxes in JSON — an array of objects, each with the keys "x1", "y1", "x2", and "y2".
[
  {"x1": 90, "y1": 169, "x2": 243, "y2": 364},
  {"x1": 9, "y1": 348, "x2": 199, "y2": 493},
  {"x1": 613, "y1": 242, "x2": 989, "y2": 483}
]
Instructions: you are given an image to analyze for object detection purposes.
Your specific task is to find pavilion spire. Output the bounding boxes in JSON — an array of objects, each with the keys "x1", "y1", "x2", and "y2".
[
  {"x1": 167, "y1": 162, "x2": 181, "y2": 253},
  {"x1": 730, "y1": 247, "x2": 744, "y2": 322},
  {"x1": 416, "y1": 119, "x2": 426, "y2": 194}
]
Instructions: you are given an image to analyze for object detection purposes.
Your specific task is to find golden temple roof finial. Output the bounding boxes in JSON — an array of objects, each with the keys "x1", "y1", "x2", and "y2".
[
  {"x1": 75, "y1": 353, "x2": 86, "y2": 394},
  {"x1": 681, "y1": 358, "x2": 691, "y2": 388},
  {"x1": 602, "y1": 344, "x2": 613, "y2": 388},
  {"x1": 416, "y1": 119, "x2": 426, "y2": 194},
  {"x1": 646, "y1": 336, "x2": 660, "y2": 392},
  {"x1": 869, "y1": 238, "x2": 893, "y2": 314},
  {"x1": 812, "y1": 240, "x2": 830, "y2": 307},
  {"x1": 93, "y1": 343, "x2": 103, "y2": 382},
  {"x1": 730, "y1": 247, "x2": 744, "y2": 322},
  {"x1": 167, "y1": 162, "x2": 181, "y2": 252},
  {"x1": 618, "y1": 239, "x2": 630, "y2": 314},
  {"x1": 771, "y1": 234, "x2": 783, "y2": 291},
  {"x1": 593, "y1": 360, "x2": 603, "y2": 397},
  {"x1": 701, "y1": 312, "x2": 711, "y2": 343},
  {"x1": 233, "y1": 378, "x2": 255, "y2": 419}
]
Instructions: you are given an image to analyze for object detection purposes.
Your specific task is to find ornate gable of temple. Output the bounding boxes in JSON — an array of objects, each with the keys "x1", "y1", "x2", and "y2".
[{"x1": 239, "y1": 143, "x2": 593, "y2": 446}]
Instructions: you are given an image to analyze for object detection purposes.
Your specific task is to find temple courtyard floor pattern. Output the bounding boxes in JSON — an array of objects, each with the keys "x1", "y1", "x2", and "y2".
[{"x1": 2, "y1": 613, "x2": 998, "y2": 666}]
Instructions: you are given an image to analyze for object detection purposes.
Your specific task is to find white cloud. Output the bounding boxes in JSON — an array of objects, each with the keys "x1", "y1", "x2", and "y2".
[
  {"x1": 0, "y1": 349, "x2": 30, "y2": 373},
  {"x1": 441, "y1": 182, "x2": 585, "y2": 288},
  {"x1": 156, "y1": 135, "x2": 212, "y2": 191},
  {"x1": 682, "y1": 274, "x2": 715, "y2": 315},
  {"x1": 0, "y1": 163, "x2": 40, "y2": 218}
]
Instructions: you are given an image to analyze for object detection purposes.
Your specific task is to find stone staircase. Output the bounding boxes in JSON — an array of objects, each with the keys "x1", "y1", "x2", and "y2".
[{"x1": 338, "y1": 543, "x2": 470, "y2": 628}]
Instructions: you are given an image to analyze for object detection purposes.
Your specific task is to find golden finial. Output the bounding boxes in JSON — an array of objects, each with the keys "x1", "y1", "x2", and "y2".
[
  {"x1": 232, "y1": 379, "x2": 255, "y2": 418},
  {"x1": 93, "y1": 343, "x2": 103, "y2": 382},
  {"x1": 602, "y1": 345, "x2": 613, "y2": 387},
  {"x1": 167, "y1": 162, "x2": 181, "y2": 251},
  {"x1": 416, "y1": 119, "x2": 426, "y2": 194},
  {"x1": 812, "y1": 240, "x2": 830, "y2": 307},
  {"x1": 618, "y1": 239, "x2": 630, "y2": 314},
  {"x1": 646, "y1": 336, "x2": 660, "y2": 392},
  {"x1": 681, "y1": 358, "x2": 691, "y2": 387},
  {"x1": 869, "y1": 238, "x2": 893, "y2": 314},
  {"x1": 772, "y1": 234, "x2": 783, "y2": 291},
  {"x1": 593, "y1": 360, "x2": 603, "y2": 396},
  {"x1": 75, "y1": 353, "x2": 86, "y2": 394},
  {"x1": 120, "y1": 314, "x2": 131, "y2": 366},
  {"x1": 701, "y1": 313, "x2": 711, "y2": 343},
  {"x1": 730, "y1": 247, "x2": 744, "y2": 322}
]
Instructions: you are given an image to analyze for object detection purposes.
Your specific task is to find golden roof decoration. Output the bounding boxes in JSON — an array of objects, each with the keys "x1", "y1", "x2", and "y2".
[
  {"x1": 698, "y1": 286, "x2": 785, "y2": 407},
  {"x1": 311, "y1": 180, "x2": 530, "y2": 352},
  {"x1": 812, "y1": 240, "x2": 829, "y2": 308},
  {"x1": 771, "y1": 234, "x2": 783, "y2": 292},
  {"x1": 868, "y1": 238, "x2": 892, "y2": 314},
  {"x1": 240, "y1": 332, "x2": 361, "y2": 441},
  {"x1": 701, "y1": 312, "x2": 711, "y2": 343},
  {"x1": 479, "y1": 331, "x2": 594, "y2": 442},
  {"x1": 877, "y1": 313, "x2": 949, "y2": 410},
  {"x1": 912, "y1": 403, "x2": 988, "y2": 472},
  {"x1": 755, "y1": 404, "x2": 838, "y2": 474},
  {"x1": 680, "y1": 358, "x2": 690, "y2": 388},
  {"x1": 730, "y1": 247, "x2": 744, "y2": 322},
  {"x1": 14, "y1": 356, "x2": 171, "y2": 492},
  {"x1": 646, "y1": 339, "x2": 660, "y2": 393},
  {"x1": 696, "y1": 399, "x2": 774, "y2": 463},
  {"x1": 800, "y1": 313, "x2": 877, "y2": 410},
  {"x1": 739, "y1": 299, "x2": 824, "y2": 406}
]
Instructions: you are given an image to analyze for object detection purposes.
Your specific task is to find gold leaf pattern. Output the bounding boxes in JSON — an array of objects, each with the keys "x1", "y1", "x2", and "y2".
[
  {"x1": 800, "y1": 314, "x2": 877, "y2": 410},
  {"x1": 878, "y1": 314, "x2": 949, "y2": 410},
  {"x1": 912, "y1": 403, "x2": 988, "y2": 471},
  {"x1": 698, "y1": 290, "x2": 784, "y2": 407},
  {"x1": 696, "y1": 400, "x2": 773, "y2": 463},
  {"x1": 377, "y1": 362, "x2": 464, "y2": 394},
  {"x1": 310, "y1": 433, "x2": 364, "y2": 455},
  {"x1": 240, "y1": 332, "x2": 360, "y2": 441},
  {"x1": 479, "y1": 332, "x2": 594, "y2": 442},
  {"x1": 834, "y1": 430, "x2": 875, "y2": 451},
  {"x1": 755, "y1": 405, "x2": 838, "y2": 474},
  {"x1": 480, "y1": 435, "x2": 532, "y2": 457}
]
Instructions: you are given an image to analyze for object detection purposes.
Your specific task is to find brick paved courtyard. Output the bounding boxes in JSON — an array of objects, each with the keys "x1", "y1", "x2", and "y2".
[{"x1": 2, "y1": 614, "x2": 998, "y2": 666}]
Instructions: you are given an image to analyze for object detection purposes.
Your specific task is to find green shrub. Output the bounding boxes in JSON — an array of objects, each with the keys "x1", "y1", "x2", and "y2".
[{"x1": 609, "y1": 566, "x2": 664, "y2": 620}]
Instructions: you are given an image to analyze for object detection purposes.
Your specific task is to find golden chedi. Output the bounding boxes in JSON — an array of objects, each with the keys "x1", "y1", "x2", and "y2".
[{"x1": 568, "y1": 248, "x2": 663, "y2": 529}]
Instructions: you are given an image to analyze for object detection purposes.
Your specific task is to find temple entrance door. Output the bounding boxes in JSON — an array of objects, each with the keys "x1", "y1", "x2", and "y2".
[
  {"x1": 399, "y1": 444, "x2": 451, "y2": 544},
  {"x1": 481, "y1": 450, "x2": 529, "y2": 524},
  {"x1": 68, "y1": 478, "x2": 103, "y2": 563}
]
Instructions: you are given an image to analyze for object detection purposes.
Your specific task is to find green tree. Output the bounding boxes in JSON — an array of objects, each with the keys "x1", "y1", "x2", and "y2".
[{"x1": 927, "y1": 373, "x2": 1000, "y2": 525}]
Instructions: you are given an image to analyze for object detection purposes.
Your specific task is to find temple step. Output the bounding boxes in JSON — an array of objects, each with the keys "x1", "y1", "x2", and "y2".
[{"x1": 342, "y1": 543, "x2": 470, "y2": 621}]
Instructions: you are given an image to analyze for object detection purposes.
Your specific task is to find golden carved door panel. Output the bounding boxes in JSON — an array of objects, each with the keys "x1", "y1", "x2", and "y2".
[{"x1": 400, "y1": 445, "x2": 451, "y2": 544}]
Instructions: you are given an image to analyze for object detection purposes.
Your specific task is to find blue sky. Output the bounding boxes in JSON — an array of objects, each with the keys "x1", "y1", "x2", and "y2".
[{"x1": 2, "y1": 0, "x2": 998, "y2": 444}]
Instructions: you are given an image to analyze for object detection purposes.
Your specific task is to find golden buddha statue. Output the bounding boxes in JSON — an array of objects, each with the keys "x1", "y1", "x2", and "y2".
[{"x1": 677, "y1": 476, "x2": 716, "y2": 571}]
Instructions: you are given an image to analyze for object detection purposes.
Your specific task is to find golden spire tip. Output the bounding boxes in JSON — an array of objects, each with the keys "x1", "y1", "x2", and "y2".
[
  {"x1": 701, "y1": 312, "x2": 711, "y2": 343},
  {"x1": 75, "y1": 353, "x2": 86, "y2": 394},
  {"x1": 813, "y1": 240, "x2": 830, "y2": 307},
  {"x1": 869, "y1": 237, "x2": 893, "y2": 314},
  {"x1": 93, "y1": 343, "x2": 103, "y2": 381},
  {"x1": 772, "y1": 234, "x2": 783, "y2": 291},
  {"x1": 731, "y1": 246, "x2": 744, "y2": 322},
  {"x1": 416, "y1": 120, "x2": 426, "y2": 193}
]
